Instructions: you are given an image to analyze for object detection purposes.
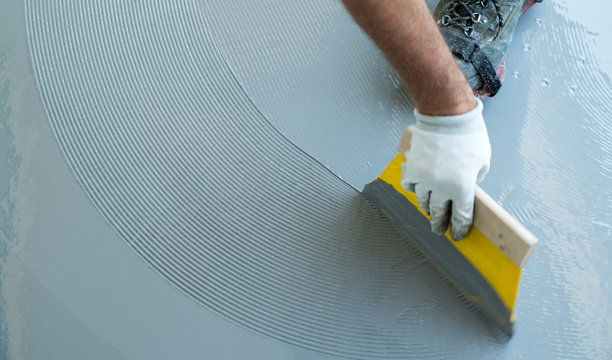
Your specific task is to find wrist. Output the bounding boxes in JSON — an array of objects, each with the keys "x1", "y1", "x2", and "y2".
[
  {"x1": 414, "y1": 98, "x2": 484, "y2": 135},
  {"x1": 420, "y1": 97, "x2": 477, "y2": 116},
  {"x1": 416, "y1": 84, "x2": 477, "y2": 116}
]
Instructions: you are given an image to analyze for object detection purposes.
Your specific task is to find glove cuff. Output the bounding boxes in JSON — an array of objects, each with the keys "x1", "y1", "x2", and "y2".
[{"x1": 414, "y1": 98, "x2": 484, "y2": 135}]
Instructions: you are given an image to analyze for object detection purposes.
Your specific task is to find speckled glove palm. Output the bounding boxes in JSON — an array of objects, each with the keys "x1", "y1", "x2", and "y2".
[{"x1": 401, "y1": 98, "x2": 490, "y2": 240}]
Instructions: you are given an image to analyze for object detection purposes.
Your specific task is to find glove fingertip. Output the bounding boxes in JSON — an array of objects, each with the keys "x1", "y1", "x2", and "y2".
[
  {"x1": 430, "y1": 211, "x2": 450, "y2": 235},
  {"x1": 450, "y1": 224, "x2": 470, "y2": 241},
  {"x1": 431, "y1": 222, "x2": 448, "y2": 236}
]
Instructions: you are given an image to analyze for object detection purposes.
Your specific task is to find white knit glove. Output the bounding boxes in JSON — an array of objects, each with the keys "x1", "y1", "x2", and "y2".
[{"x1": 401, "y1": 99, "x2": 490, "y2": 240}]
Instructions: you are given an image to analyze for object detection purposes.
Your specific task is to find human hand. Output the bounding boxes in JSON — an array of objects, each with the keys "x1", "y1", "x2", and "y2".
[{"x1": 401, "y1": 98, "x2": 490, "y2": 240}]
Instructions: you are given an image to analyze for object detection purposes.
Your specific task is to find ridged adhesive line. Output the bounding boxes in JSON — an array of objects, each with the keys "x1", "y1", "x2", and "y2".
[
  {"x1": 26, "y1": 0, "x2": 507, "y2": 358},
  {"x1": 205, "y1": 0, "x2": 411, "y2": 190}
]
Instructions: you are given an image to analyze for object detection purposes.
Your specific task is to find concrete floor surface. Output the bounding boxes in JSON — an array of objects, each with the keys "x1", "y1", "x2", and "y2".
[{"x1": 1, "y1": 0, "x2": 611, "y2": 358}]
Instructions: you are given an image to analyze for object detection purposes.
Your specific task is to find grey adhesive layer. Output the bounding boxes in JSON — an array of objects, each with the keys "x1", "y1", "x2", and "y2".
[
  {"x1": 206, "y1": 1, "x2": 612, "y2": 357},
  {"x1": 23, "y1": 0, "x2": 504, "y2": 359},
  {"x1": 0, "y1": 0, "x2": 610, "y2": 359},
  {"x1": 207, "y1": 0, "x2": 411, "y2": 188},
  {"x1": 363, "y1": 180, "x2": 512, "y2": 336}
]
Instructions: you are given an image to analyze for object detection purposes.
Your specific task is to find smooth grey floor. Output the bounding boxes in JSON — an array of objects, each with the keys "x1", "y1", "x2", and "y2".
[{"x1": 1, "y1": 0, "x2": 611, "y2": 359}]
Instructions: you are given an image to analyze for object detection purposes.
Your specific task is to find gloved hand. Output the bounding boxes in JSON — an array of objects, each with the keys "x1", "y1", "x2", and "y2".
[{"x1": 401, "y1": 98, "x2": 490, "y2": 240}]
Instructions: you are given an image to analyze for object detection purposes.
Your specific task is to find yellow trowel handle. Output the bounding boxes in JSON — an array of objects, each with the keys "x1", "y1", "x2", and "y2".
[{"x1": 397, "y1": 126, "x2": 538, "y2": 268}]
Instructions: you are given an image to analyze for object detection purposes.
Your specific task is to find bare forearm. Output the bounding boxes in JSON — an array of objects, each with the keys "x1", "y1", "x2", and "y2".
[{"x1": 342, "y1": 0, "x2": 475, "y2": 115}]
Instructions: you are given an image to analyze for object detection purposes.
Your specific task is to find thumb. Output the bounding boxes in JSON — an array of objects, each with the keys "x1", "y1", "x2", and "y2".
[{"x1": 476, "y1": 162, "x2": 490, "y2": 184}]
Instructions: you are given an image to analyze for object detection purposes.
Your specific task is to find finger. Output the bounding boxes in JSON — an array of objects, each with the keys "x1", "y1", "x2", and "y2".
[
  {"x1": 450, "y1": 194, "x2": 475, "y2": 241},
  {"x1": 400, "y1": 161, "x2": 419, "y2": 192},
  {"x1": 428, "y1": 192, "x2": 451, "y2": 235},
  {"x1": 414, "y1": 184, "x2": 431, "y2": 215}
]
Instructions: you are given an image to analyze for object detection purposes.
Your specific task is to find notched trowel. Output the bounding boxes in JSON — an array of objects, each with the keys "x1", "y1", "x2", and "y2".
[{"x1": 362, "y1": 125, "x2": 538, "y2": 337}]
